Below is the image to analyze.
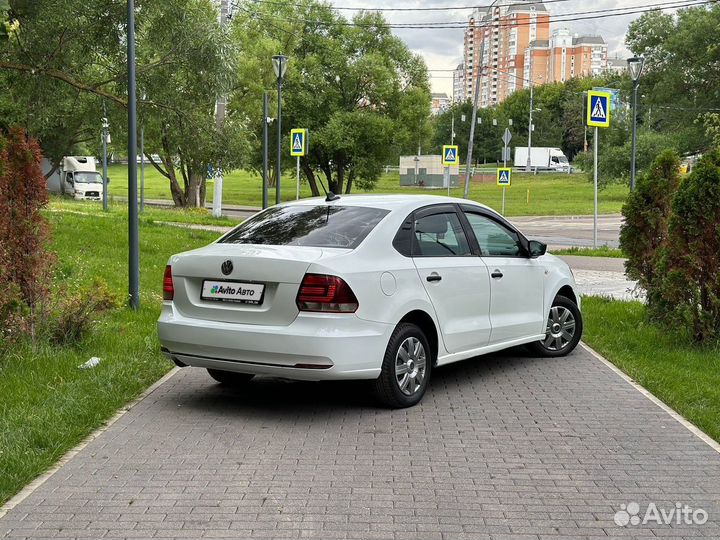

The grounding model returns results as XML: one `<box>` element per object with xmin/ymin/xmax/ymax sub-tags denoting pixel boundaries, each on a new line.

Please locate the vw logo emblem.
<box><xmin>221</xmin><ymin>260</ymin><xmax>233</xmax><ymax>276</ymax></box>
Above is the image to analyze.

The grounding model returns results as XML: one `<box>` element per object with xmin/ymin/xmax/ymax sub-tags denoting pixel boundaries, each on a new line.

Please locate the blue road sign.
<box><xmin>587</xmin><ymin>91</ymin><xmax>611</xmax><ymax>128</ymax></box>
<box><xmin>442</xmin><ymin>145</ymin><xmax>459</xmax><ymax>166</ymax></box>
<box><xmin>496</xmin><ymin>167</ymin><xmax>511</xmax><ymax>186</ymax></box>
<box><xmin>290</xmin><ymin>128</ymin><xmax>307</xmax><ymax>157</ymax></box>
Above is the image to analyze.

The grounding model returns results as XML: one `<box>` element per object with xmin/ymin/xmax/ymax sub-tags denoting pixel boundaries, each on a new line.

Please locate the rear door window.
<box><xmin>413</xmin><ymin>212</ymin><xmax>472</xmax><ymax>257</ymax></box>
<box><xmin>219</xmin><ymin>205</ymin><xmax>389</xmax><ymax>249</ymax></box>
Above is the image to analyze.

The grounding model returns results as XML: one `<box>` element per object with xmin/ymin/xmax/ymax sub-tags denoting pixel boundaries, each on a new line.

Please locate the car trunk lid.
<box><xmin>171</xmin><ymin>244</ymin><xmax>326</xmax><ymax>326</ymax></box>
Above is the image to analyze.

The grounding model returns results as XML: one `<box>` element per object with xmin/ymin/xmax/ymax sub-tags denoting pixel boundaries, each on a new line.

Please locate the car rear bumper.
<box><xmin>157</xmin><ymin>303</ymin><xmax>392</xmax><ymax>380</ymax></box>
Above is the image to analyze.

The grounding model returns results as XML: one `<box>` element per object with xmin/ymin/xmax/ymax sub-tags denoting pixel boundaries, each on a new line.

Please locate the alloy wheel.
<box><xmin>543</xmin><ymin>306</ymin><xmax>576</xmax><ymax>351</ymax></box>
<box><xmin>395</xmin><ymin>336</ymin><xmax>427</xmax><ymax>395</ymax></box>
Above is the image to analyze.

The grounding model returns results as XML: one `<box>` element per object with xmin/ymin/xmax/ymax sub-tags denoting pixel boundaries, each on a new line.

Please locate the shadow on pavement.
<box><xmin>173</xmin><ymin>345</ymin><xmax>551</xmax><ymax>414</ymax></box>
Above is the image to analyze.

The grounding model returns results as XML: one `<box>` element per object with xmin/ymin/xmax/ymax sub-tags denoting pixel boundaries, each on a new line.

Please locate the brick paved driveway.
<box><xmin>2</xmin><ymin>345</ymin><xmax>720</xmax><ymax>540</ymax></box>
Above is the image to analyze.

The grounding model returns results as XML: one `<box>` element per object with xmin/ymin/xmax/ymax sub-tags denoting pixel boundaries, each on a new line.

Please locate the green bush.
<box><xmin>623</xmin><ymin>150</ymin><xmax>720</xmax><ymax>343</ymax></box>
<box><xmin>661</xmin><ymin>152</ymin><xmax>720</xmax><ymax>342</ymax></box>
<box><xmin>44</xmin><ymin>280</ymin><xmax>120</xmax><ymax>346</ymax></box>
<box><xmin>620</xmin><ymin>150</ymin><xmax>681</xmax><ymax>319</ymax></box>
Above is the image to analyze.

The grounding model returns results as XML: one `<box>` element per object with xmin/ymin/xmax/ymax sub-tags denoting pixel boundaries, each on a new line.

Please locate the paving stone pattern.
<box><xmin>2</xmin><ymin>346</ymin><xmax>719</xmax><ymax>540</ymax></box>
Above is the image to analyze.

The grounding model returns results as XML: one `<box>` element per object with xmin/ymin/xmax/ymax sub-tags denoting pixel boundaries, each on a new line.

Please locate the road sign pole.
<box><xmin>593</xmin><ymin>126</ymin><xmax>598</xmax><ymax>249</ymax></box>
<box><xmin>445</xmin><ymin>166</ymin><xmax>450</xmax><ymax>197</ymax></box>
<box><xmin>140</xmin><ymin>125</ymin><xmax>145</xmax><ymax>213</ymax></box>
<box><xmin>296</xmin><ymin>156</ymin><xmax>300</xmax><ymax>200</ymax></box>
<box><xmin>502</xmin><ymin>142</ymin><xmax>507</xmax><ymax>216</ymax></box>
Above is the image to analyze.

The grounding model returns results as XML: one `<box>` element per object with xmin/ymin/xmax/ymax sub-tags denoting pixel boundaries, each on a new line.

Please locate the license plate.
<box><xmin>201</xmin><ymin>280</ymin><xmax>265</xmax><ymax>304</ymax></box>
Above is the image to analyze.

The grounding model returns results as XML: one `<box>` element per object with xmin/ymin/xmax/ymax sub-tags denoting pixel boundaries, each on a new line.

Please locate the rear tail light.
<box><xmin>296</xmin><ymin>274</ymin><xmax>358</xmax><ymax>313</ymax></box>
<box><xmin>163</xmin><ymin>265</ymin><xmax>174</xmax><ymax>301</ymax></box>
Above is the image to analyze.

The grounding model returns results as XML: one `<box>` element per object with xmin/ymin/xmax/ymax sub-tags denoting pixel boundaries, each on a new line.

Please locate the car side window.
<box><xmin>413</xmin><ymin>212</ymin><xmax>472</xmax><ymax>257</ymax></box>
<box><xmin>465</xmin><ymin>213</ymin><xmax>522</xmax><ymax>257</ymax></box>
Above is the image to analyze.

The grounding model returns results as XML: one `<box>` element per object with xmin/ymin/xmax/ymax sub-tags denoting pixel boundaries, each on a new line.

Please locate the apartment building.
<box><xmin>431</xmin><ymin>93</ymin><xmax>452</xmax><ymax>115</ymax></box>
<box><xmin>463</xmin><ymin>1</ymin><xmax>550</xmax><ymax>108</ymax></box>
<box><xmin>462</xmin><ymin>1</ymin><xmax>609</xmax><ymax>107</ymax></box>
<box><xmin>453</xmin><ymin>64</ymin><xmax>465</xmax><ymax>103</ymax></box>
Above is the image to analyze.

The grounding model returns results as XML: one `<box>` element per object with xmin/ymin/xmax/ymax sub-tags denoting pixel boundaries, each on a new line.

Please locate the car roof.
<box><xmin>281</xmin><ymin>194</ymin><xmax>495</xmax><ymax>215</ymax></box>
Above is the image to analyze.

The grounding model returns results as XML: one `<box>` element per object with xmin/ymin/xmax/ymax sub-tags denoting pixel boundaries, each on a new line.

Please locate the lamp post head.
<box><xmin>627</xmin><ymin>56</ymin><xmax>645</xmax><ymax>83</ymax></box>
<box><xmin>272</xmin><ymin>54</ymin><xmax>288</xmax><ymax>82</ymax></box>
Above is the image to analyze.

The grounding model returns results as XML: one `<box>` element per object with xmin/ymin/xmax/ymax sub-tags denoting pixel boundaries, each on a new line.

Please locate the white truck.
<box><xmin>44</xmin><ymin>156</ymin><xmax>104</xmax><ymax>201</ymax></box>
<box><xmin>514</xmin><ymin>147</ymin><xmax>570</xmax><ymax>172</ymax></box>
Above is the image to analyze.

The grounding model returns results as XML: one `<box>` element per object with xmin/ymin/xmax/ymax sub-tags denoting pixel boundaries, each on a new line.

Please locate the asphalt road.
<box><xmin>510</xmin><ymin>214</ymin><xmax>622</xmax><ymax>249</ymax></box>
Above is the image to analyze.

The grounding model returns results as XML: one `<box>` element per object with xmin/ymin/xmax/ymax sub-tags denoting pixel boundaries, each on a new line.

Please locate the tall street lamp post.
<box><xmin>127</xmin><ymin>0</ymin><xmax>140</xmax><ymax>310</ymax></box>
<box><xmin>272</xmin><ymin>54</ymin><xmax>288</xmax><ymax>205</ymax></box>
<box><xmin>627</xmin><ymin>56</ymin><xmax>645</xmax><ymax>191</ymax></box>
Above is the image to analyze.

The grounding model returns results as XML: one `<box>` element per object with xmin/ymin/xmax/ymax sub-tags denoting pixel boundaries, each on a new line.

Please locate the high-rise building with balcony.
<box><xmin>464</xmin><ymin>1</ymin><xmax>550</xmax><ymax>108</ymax></box>
<box><xmin>452</xmin><ymin>64</ymin><xmax>465</xmax><ymax>103</ymax></box>
<box><xmin>462</xmin><ymin>1</ymin><xmax>609</xmax><ymax>107</ymax></box>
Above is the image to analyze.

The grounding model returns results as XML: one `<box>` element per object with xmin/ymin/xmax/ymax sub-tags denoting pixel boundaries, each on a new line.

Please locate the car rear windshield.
<box><xmin>218</xmin><ymin>205</ymin><xmax>390</xmax><ymax>249</ymax></box>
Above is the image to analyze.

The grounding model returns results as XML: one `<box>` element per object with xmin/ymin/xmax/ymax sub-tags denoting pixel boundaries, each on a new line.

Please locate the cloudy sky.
<box><xmin>328</xmin><ymin>0</ymin><xmax>656</xmax><ymax>95</ymax></box>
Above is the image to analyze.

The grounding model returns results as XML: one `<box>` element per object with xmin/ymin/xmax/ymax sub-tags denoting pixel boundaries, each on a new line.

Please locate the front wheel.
<box><xmin>530</xmin><ymin>295</ymin><xmax>583</xmax><ymax>357</ymax></box>
<box><xmin>373</xmin><ymin>323</ymin><xmax>432</xmax><ymax>408</ymax></box>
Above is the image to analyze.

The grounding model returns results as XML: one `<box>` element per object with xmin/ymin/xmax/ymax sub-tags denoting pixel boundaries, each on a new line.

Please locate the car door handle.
<box><xmin>491</xmin><ymin>269</ymin><xmax>503</xmax><ymax>279</ymax></box>
<box><xmin>426</xmin><ymin>273</ymin><xmax>442</xmax><ymax>282</ymax></box>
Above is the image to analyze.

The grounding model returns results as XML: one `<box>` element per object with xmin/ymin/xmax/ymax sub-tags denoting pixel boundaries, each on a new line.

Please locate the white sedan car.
<box><xmin>158</xmin><ymin>195</ymin><xmax>582</xmax><ymax>408</ymax></box>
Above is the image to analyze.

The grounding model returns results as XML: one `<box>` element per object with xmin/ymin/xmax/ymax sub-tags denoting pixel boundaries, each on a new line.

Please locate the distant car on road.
<box><xmin>158</xmin><ymin>195</ymin><xmax>582</xmax><ymax>408</ymax></box>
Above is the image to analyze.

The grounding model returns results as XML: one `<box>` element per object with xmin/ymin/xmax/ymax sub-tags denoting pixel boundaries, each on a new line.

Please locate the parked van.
<box><xmin>44</xmin><ymin>156</ymin><xmax>104</xmax><ymax>201</ymax></box>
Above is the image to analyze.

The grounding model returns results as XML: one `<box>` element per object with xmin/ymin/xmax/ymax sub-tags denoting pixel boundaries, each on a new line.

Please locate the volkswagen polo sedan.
<box><xmin>158</xmin><ymin>195</ymin><xmax>582</xmax><ymax>408</ymax></box>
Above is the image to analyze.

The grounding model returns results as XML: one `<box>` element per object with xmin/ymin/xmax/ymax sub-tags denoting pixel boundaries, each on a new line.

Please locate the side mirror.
<box><xmin>528</xmin><ymin>240</ymin><xmax>547</xmax><ymax>258</ymax></box>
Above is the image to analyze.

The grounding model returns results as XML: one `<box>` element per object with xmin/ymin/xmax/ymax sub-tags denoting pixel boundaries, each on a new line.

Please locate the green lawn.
<box><xmin>551</xmin><ymin>246</ymin><xmax>626</xmax><ymax>258</ymax></box>
<box><xmin>582</xmin><ymin>296</ymin><xmax>720</xmax><ymax>443</ymax></box>
<box><xmin>107</xmin><ymin>164</ymin><xmax>629</xmax><ymax>217</ymax></box>
<box><xmin>0</xmin><ymin>202</ymin><xmax>218</xmax><ymax>506</ymax></box>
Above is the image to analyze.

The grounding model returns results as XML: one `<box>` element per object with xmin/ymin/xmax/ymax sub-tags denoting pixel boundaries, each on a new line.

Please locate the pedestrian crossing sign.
<box><xmin>497</xmin><ymin>167</ymin><xmax>512</xmax><ymax>187</ymax></box>
<box><xmin>442</xmin><ymin>145</ymin><xmax>459</xmax><ymax>166</ymax></box>
<box><xmin>586</xmin><ymin>91</ymin><xmax>611</xmax><ymax>128</ymax></box>
<box><xmin>290</xmin><ymin>128</ymin><xmax>308</xmax><ymax>157</ymax></box>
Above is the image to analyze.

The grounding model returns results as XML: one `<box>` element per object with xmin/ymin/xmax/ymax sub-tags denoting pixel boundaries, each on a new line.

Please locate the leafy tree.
<box><xmin>234</xmin><ymin>2</ymin><xmax>431</xmax><ymax>196</ymax></box>
<box><xmin>135</xmin><ymin>0</ymin><xmax>242</xmax><ymax>207</ymax></box>
<box><xmin>626</xmin><ymin>5</ymin><xmax>720</xmax><ymax>155</ymax></box>
<box><xmin>1</xmin><ymin>0</ymin><xmax>241</xmax><ymax>207</ymax></box>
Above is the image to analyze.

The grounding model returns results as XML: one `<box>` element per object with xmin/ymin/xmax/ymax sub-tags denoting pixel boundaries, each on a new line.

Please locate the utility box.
<box><xmin>399</xmin><ymin>155</ymin><xmax>459</xmax><ymax>188</ymax></box>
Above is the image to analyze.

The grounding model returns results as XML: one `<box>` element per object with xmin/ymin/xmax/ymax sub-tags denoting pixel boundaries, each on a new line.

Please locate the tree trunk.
<box><xmin>159</xmin><ymin>132</ymin><xmax>187</xmax><ymax>207</ymax></box>
<box><xmin>301</xmin><ymin>162</ymin><xmax>320</xmax><ymax>196</ymax></box>
<box><xmin>336</xmin><ymin>164</ymin><xmax>345</xmax><ymax>195</ymax></box>
<box><xmin>167</xmin><ymin>164</ymin><xmax>186</xmax><ymax>207</ymax></box>
<box><xmin>345</xmin><ymin>169</ymin><xmax>355</xmax><ymax>194</ymax></box>
<box><xmin>185</xmin><ymin>169</ymin><xmax>205</xmax><ymax>208</ymax></box>
<box><xmin>322</xmin><ymin>163</ymin><xmax>334</xmax><ymax>193</ymax></box>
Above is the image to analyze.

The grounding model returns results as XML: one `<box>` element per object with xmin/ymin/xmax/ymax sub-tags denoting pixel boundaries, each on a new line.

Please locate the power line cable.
<box><xmin>240</xmin><ymin>0</ymin><xmax>714</xmax><ymax>30</ymax></box>
<box><xmin>248</xmin><ymin>0</ymin><xmax>578</xmax><ymax>12</ymax></box>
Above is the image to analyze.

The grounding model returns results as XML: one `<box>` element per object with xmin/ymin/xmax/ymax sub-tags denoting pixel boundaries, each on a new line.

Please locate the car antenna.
<box><xmin>315</xmin><ymin>175</ymin><xmax>340</xmax><ymax>202</ymax></box>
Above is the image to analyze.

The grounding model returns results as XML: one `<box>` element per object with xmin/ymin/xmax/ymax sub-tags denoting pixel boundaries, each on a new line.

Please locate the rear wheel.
<box><xmin>530</xmin><ymin>295</ymin><xmax>582</xmax><ymax>357</ymax></box>
<box><xmin>374</xmin><ymin>323</ymin><xmax>432</xmax><ymax>408</ymax></box>
<box><xmin>207</xmin><ymin>368</ymin><xmax>254</xmax><ymax>386</ymax></box>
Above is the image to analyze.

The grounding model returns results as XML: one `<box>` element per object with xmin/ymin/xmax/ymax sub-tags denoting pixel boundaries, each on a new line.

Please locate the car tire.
<box><xmin>531</xmin><ymin>295</ymin><xmax>583</xmax><ymax>357</ymax></box>
<box><xmin>207</xmin><ymin>368</ymin><xmax>254</xmax><ymax>386</ymax></box>
<box><xmin>373</xmin><ymin>323</ymin><xmax>432</xmax><ymax>408</ymax></box>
